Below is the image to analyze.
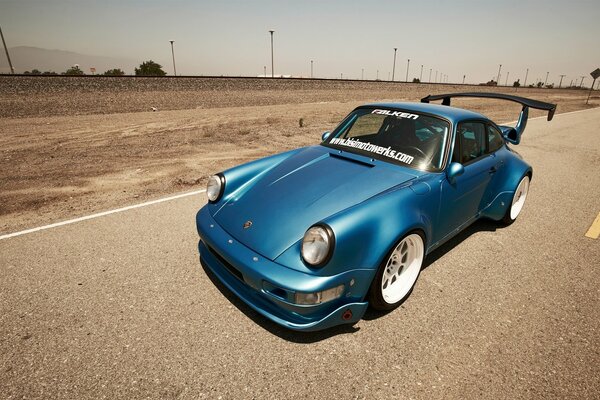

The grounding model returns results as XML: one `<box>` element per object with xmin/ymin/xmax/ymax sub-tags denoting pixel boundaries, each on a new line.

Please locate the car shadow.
<box><xmin>362</xmin><ymin>218</ymin><xmax>499</xmax><ymax>321</ymax></box>
<box><xmin>200</xmin><ymin>260</ymin><xmax>359</xmax><ymax>344</ymax></box>
<box><xmin>200</xmin><ymin>218</ymin><xmax>499</xmax><ymax>342</ymax></box>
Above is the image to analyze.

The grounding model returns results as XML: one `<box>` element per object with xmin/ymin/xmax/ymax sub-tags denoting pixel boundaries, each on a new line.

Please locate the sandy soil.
<box><xmin>1</xmin><ymin>76</ymin><xmax>598</xmax><ymax>233</ymax></box>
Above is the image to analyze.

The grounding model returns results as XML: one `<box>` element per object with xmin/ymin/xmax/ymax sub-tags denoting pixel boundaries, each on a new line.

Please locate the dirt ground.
<box><xmin>1</xmin><ymin>76</ymin><xmax>598</xmax><ymax>233</ymax></box>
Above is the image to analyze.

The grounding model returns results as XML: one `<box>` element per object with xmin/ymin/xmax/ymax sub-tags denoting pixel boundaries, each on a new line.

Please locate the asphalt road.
<box><xmin>1</xmin><ymin>109</ymin><xmax>599</xmax><ymax>399</ymax></box>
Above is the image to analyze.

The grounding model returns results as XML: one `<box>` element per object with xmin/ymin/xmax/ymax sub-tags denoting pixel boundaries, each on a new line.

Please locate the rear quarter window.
<box><xmin>487</xmin><ymin>125</ymin><xmax>505</xmax><ymax>153</ymax></box>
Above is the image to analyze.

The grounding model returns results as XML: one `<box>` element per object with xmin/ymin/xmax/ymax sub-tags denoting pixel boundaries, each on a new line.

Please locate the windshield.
<box><xmin>323</xmin><ymin>107</ymin><xmax>450</xmax><ymax>171</ymax></box>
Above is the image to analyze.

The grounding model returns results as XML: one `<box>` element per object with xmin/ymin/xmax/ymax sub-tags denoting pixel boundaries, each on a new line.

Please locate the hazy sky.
<box><xmin>1</xmin><ymin>0</ymin><xmax>599</xmax><ymax>84</ymax></box>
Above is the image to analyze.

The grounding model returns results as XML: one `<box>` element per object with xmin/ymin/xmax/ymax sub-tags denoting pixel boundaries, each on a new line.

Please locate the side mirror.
<box><xmin>321</xmin><ymin>131</ymin><xmax>332</xmax><ymax>141</ymax></box>
<box><xmin>446</xmin><ymin>162</ymin><xmax>464</xmax><ymax>183</ymax></box>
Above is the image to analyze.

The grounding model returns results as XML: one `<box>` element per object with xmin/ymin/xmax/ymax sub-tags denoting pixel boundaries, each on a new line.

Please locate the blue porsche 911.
<box><xmin>196</xmin><ymin>92</ymin><xmax>556</xmax><ymax>331</ymax></box>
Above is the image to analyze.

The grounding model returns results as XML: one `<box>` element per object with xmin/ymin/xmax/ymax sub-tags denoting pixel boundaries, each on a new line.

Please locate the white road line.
<box><xmin>0</xmin><ymin>189</ymin><xmax>206</xmax><ymax>241</ymax></box>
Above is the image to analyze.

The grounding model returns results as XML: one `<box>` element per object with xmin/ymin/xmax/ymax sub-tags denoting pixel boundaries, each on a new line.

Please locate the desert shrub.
<box><xmin>63</xmin><ymin>66</ymin><xmax>84</xmax><ymax>75</ymax></box>
<box><xmin>104</xmin><ymin>68</ymin><xmax>125</xmax><ymax>76</ymax></box>
<box><xmin>135</xmin><ymin>61</ymin><xmax>166</xmax><ymax>76</ymax></box>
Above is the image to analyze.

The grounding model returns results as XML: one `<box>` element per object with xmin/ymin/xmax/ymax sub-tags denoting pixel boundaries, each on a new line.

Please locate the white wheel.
<box><xmin>369</xmin><ymin>233</ymin><xmax>424</xmax><ymax>309</ymax></box>
<box><xmin>506</xmin><ymin>176</ymin><xmax>530</xmax><ymax>222</ymax></box>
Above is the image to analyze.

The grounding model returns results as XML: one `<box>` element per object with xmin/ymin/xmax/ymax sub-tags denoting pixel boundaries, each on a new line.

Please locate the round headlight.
<box><xmin>206</xmin><ymin>174</ymin><xmax>224</xmax><ymax>202</ymax></box>
<box><xmin>301</xmin><ymin>224</ymin><xmax>334</xmax><ymax>266</ymax></box>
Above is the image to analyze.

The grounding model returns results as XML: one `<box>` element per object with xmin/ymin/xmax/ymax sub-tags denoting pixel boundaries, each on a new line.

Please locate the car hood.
<box><xmin>212</xmin><ymin>146</ymin><xmax>419</xmax><ymax>260</ymax></box>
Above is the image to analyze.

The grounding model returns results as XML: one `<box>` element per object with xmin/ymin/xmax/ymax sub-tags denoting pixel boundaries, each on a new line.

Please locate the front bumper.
<box><xmin>196</xmin><ymin>206</ymin><xmax>371</xmax><ymax>332</ymax></box>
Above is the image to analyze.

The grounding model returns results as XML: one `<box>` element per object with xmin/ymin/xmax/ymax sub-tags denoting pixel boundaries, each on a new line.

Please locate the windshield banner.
<box><xmin>330</xmin><ymin>137</ymin><xmax>414</xmax><ymax>164</ymax></box>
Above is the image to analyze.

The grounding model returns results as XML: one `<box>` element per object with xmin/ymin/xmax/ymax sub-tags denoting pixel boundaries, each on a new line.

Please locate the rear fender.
<box><xmin>482</xmin><ymin>157</ymin><xmax>532</xmax><ymax>221</ymax></box>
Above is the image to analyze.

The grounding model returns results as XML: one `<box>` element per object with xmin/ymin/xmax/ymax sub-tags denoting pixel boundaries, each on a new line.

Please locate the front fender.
<box><xmin>275</xmin><ymin>185</ymin><xmax>432</xmax><ymax>277</ymax></box>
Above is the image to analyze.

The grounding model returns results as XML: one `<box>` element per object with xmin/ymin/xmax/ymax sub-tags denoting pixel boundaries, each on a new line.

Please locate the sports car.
<box><xmin>195</xmin><ymin>92</ymin><xmax>556</xmax><ymax>331</ymax></box>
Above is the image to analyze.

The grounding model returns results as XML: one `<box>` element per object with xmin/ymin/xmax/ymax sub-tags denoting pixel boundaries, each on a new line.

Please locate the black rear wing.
<box><xmin>420</xmin><ymin>92</ymin><xmax>557</xmax><ymax>145</ymax></box>
<box><xmin>421</xmin><ymin>92</ymin><xmax>556</xmax><ymax>121</ymax></box>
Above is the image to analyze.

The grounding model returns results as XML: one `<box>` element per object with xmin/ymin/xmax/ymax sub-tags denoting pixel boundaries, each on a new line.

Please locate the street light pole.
<box><xmin>420</xmin><ymin>65</ymin><xmax>423</xmax><ymax>82</ymax></box>
<box><xmin>169</xmin><ymin>40</ymin><xmax>177</xmax><ymax>76</ymax></box>
<box><xmin>496</xmin><ymin>64</ymin><xmax>502</xmax><ymax>86</ymax></box>
<box><xmin>435</xmin><ymin>70</ymin><xmax>438</xmax><ymax>83</ymax></box>
<box><xmin>0</xmin><ymin>25</ymin><xmax>14</xmax><ymax>74</ymax></box>
<box><xmin>579</xmin><ymin>76</ymin><xmax>585</xmax><ymax>87</ymax></box>
<box><xmin>405</xmin><ymin>59</ymin><xmax>410</xmax><ymax>82</ymax></box>
<box><xmin>362</xmin><ymin>68</ymin><xmax>364</xmax><ymax>80</ymax></box>
<box><xmin>558</xmin><ymin>74</ymin><xmax>565</xmax><ymax>88</ymax></box>
<box><xmin>269</xmin><ymin>30</ymin><xmax>275</xmax><ymax>78</ymax></box>
<box><xmin>392</xmin><ymin>48</ymin><xmax>397</xmax><ymax>81</ymax></box>
<box><xmin>311</xmin><ymin>60</ymin><xmax>313</xmax><ymax>78</ymax></box>
<box><xmin>429</xmin><ymin>68</ymin><xmax>432</xmax><ymax>83</ymax></box>
<box><xmin>544</xmin><ymin>71</ymin><xmax>549</xmax><ymax>87</ymax></box>
<box><xmin>463</xmin><ymin>75</ymin><xmax>466</xmax><ymax>84</ymax></box>
<box><xmin>505</xmin><ymin>71</ymin><xmax>509</xmax><ymax>86</ymax></box>
<box><xmin>524</xmin><ymin>68</ymin><xmax>529</xmax><ymax>87</ymax></box>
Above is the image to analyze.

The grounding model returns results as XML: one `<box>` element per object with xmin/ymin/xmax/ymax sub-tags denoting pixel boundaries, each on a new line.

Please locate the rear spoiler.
<box><xmin>421</xmin><ymin>92</ymin><xmax>557</xmax><ymax>144</ymax></box>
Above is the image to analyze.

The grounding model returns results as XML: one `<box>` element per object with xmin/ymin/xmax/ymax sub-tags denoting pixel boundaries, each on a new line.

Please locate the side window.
<box><xmin>487</xmin><ymin>125</ymin><xmax>504</xmax><ymax>153</ymax></box>
<box><xmin>456</xmin><ymin>122</ymin><xmax>485</xmax><ymax>164</ymax></box>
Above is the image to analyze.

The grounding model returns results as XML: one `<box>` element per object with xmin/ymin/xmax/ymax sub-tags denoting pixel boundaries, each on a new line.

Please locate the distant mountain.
<box><xmin>0</xmin><ymin>46</ymin><xmax>136</xmax><ymax>74</ymax></box>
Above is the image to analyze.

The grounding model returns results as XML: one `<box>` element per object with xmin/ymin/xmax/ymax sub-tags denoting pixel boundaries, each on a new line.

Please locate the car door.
<box><xmin>438</xmin><ymin>121</ymin><xmax>500</xmax><ymax>238</ymax></box>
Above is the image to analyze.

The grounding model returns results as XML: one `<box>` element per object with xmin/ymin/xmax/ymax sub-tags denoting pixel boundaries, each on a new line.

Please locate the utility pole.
<box><xmin>462</xmin><ymin>75</ymin><xmax>466</xmax><ymax>84</ymax></box>
<box><xmin>392</xmin><ymin>48</ymin><xmax>397</xmax><ymax>81</ymax></box>
<box><xmin>429</xmin><ymin>68</ymin><xmax>432</xmax><ymax>83</ymax></box>
<box><xmin>310</xmin><ymin>60</ymin><xmax>313</xmax><ymax>78</ymax></box>
<box><xmin>168</xmin><ymin>40</ymin><xmax>177</xmax><ymax>76</ymax></box>
<box><xmin>580</xmin><ymin>76</ymin><xmax>585</xmax><ymax>87</ymax></box>
<box><xmin>435</xmin><ymin>70</ymin><xmax>438</xmax><ymax>83</ymax></box>
<box><xmin>1</xmin><ymin>25</ymin><xmax>15</xmax><ymax>74</ymax></box>
<box><xmin>505</xmin><ymin>71</ymin><xmax>509</xmax><ymax>86</ymax></box>
<box><xmin>558</xmin><ymin>74</ymin><xmax>565</xmax><ymax>88</ymax></box>
<box><xmin>263</xmin><ymin>66</ymin><xmax>266</xmax><ymax>77</ymax></box>
<box><xmin>405</xmin><ymin>59</ymin><xmax>410</xmax><ymax>82</ymax></box>
<box><xmin>544</xmin><ymin>71</ymin><xmax>549</xmax><ymax>87</ymax></box>
<box><xmin>361</xmin><ymin>68</ymin><xmax>364</xmax><ymax>80</ymax></box>
<box><xmin>377</xmin><ymin>69</ymin><xmax>379</xmax><ymax>80</ymax></box>
<box><xmin>269</xmin><ymin>30</ymin><xmax>275</xmax><ymax>78</ymax></box>
<box><xmin>420</xmin><ymin>65</ymin><xmax>423</xmax><ymax>82</ymax></box>
<box><xmin>496</xmin><ymin>64</ymin><xmax>502</xmax><ymax>86</ymax></box>
<box><xmin>524</xmin><ymin>68</ymin><xmax>529</xmax><ymax>87</ymax></box>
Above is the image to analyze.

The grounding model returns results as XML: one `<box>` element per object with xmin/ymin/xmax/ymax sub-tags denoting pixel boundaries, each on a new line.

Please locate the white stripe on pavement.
<box><xmin>0</xmin><ymin>189</ymin><xmax>206</xmax><ymax>241</ymax></box>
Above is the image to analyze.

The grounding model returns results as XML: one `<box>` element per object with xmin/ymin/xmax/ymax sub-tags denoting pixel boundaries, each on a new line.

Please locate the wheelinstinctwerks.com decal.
<box><xmin>329</xmin><ymin>137</ymin><xmax>415</xmax><ymax>164</ymax></box>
